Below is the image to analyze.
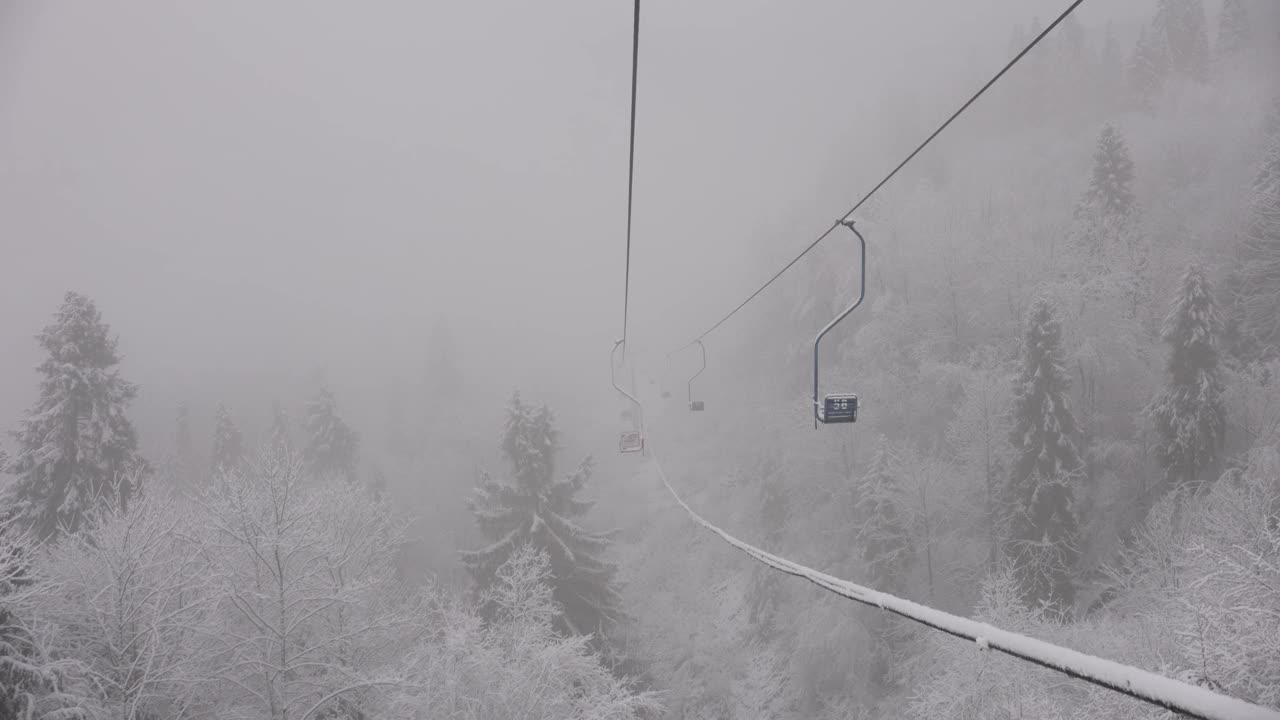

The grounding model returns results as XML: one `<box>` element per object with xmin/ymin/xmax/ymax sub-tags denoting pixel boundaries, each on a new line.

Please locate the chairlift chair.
<box><xmin>611</xmin><ymin>339</ymin><xmax>646</xmax><ymax>453</ymax></box>
<box><xmin>619</xmin><ymin>430</ymin><xmax>644</xmax><ymax>453</ymax></box>
<box><xmin>687</xmin><ymin>340</ymin><xmax>706</xmax><ymax>412</ymax></box>
<box><xmin>813</xmin><ymin>219</ymin><xmax>866</xmax><ymax>428</ymax></box>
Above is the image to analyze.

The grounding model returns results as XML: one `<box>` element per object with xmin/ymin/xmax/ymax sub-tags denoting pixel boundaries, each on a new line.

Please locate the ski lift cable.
<box><xmin>620</xmin><ymin>0</ymin><xmax>641</xmax><ymax>353</ymax></box>
<box><xmin>647</xmin><ymin>446</ymin><xmax>1280</xmax><ymax>720</ymax></box>
<box><xmin>612</xmin><ymin>0</ymin><xmax>645</xmax><ymax>455</ymax></box>
<box><xmin>669</xmin><ymin>0</ymin><xmax>1086</xmax><ymax>356</ymax></box>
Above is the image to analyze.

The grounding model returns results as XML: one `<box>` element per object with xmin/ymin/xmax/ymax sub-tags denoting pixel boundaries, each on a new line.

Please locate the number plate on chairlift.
<box><xmin>689</xmin><ymin>400</ymin><xmax>704</xmax><ymax>412</ymax></box>
<box><xmin>619</xmin><ymin>431</ymin><xmax>644</xmax><ymax>453</ymax></box>
<box><xmin>823</xmin><ymin>394</ymin><xmax>858</xmax><ymax>423</ymax></box>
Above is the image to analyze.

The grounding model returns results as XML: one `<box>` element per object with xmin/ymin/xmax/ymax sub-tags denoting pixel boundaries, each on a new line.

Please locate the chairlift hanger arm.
<box><xmin>688</xmin><ymin>340</ymin><xmax>706</xmax><ymax>410</ymax></box>
<box><xmin>813</xmin><ymin>219</ymin><xmax>866</xmax><ymax>428</ymax></box>
<box><xmin>611</xmin><ymin>338</ymin><xmax>645</xmax><ymax>426</ymax></box>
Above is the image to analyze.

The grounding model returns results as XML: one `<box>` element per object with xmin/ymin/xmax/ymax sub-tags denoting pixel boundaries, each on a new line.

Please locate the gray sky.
<box><xmin>1</xmin><ymin>0</ymin><xmax>1135</xmax><ymax>453</ymax></box>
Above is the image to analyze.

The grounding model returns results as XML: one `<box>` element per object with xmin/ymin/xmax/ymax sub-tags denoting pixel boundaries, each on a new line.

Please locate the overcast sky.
<box><xmin>1</xmin><ymin>0</ymin><xmax>1148</xmax><ymax>452</ymax></box>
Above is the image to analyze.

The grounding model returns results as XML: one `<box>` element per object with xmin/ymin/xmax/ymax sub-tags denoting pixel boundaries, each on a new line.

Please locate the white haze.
<box><xmin>3</xmin><ymin>0</ymin><xmax>1278</xmax><ymax>717</ymax></box>
<box><xmin>1</xmin><ymin>0</ymin><xmax>1140</xmax><ymax>452</ymax></box>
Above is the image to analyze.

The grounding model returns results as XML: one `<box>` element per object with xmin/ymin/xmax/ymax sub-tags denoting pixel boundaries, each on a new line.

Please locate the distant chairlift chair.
<box><xmin>688</xmin><ymin>340</ymin><xmax>706</xmax><ymax>412</ymax></box>
<box><xmin>612</xmin><ymin>339</ymin><xmax>646</xmax><ymax>453</ymax></box>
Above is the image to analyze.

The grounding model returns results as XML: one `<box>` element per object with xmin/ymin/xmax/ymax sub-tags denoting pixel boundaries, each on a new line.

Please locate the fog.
<box><xmin>2</xmin><ymin>0</ymin><xmax>1116</xmax><ymax>444</ymax></box>
<box><xmin>2</xmin><ymin>1</ymin><xmax>1277</xmax><ymax>717</ymax></box>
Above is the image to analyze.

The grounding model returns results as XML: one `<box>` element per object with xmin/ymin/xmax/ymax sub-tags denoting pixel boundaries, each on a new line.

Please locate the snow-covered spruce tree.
<box><xmin>1085</xmin><ymin>124</ymin><xmax>1136</xmax><ymax>222</ymax></box>
<box><xmin>856</xmin><ymin>436</ymin><xmax>913</xmax><ymax>595</ymax></box>
<box><xmin>1129</xmin><ymin>25</ymin><xmax>1169</xmax><ymax>109</ymax></box>
<box><xmin>1006</xmin><ymin>297</ymin><xmax>1083</xmax><ymax>611</ymax></box>
<box><xmin>1074</xmin><ymin>124</ymin><xmax>1139</xmax><ymax>261</ymax></box>
<box><xmin>2</xmin><ymin>292</ymin><xmax>145</xmax><ymax>540</ymax></box>
<box><xmin>1154</xmin><ymin>0</ymin><xmax>1210</xmax><ymax>81</ymax></box>
<box><xmin>302</xmin><ymin>383</ymin><xmax>359</xmax><ymax>484</ymax></box>
<box><xmin>1240</xmin><ymin>132</ymin><xmax>1280</xmax><ymax>354</ymax></box>
<box><xmin>209</xmin><ymin>403</ymin><xmax>244</xmax><ymax>475</ymax></box>
<box><xmin>1216</xmin><ymin>0</ymin><xmax>1251</xmax><ymax>64</ymax></box>
<box><xmin>460</xmin><ymin>392</ymin><xmax>623</xmax><ymax>640</ymax></box>
<box><xmin>1146</xmin><ymin>263</ymin><xmax>1226</xmax><ymax>492</ymax></box>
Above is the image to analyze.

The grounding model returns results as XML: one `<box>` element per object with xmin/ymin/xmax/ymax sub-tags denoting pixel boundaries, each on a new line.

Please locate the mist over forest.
<box><xmin>2</xmin><ymin>1</ymin><xmax>1279</xmax><ymax>718</ymax></box>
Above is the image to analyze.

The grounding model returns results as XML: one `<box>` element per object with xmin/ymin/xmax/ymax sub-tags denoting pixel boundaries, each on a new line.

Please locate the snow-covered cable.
<box><xmin>648</xmin><ymin>448</ymin><xmax>1280</xmax><ymax>720</ymax></box>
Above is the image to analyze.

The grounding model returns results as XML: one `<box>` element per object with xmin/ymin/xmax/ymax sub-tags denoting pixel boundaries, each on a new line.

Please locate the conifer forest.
<box><xmin>1</xmin><ymin>1</ymin><xmax>1278</xmax><ymax>718</ymax></box>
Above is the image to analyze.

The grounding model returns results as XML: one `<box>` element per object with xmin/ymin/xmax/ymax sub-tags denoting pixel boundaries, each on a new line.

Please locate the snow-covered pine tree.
<box><xmin>1239</xmin><ymin>131</ymin><xmax>1280</xmax><ymax>355</ymax></box>
<box><xmin>1085</xmin><ymin>124</ymin><xmax>1136</xmax><ymax>222</ymax></box>
<box><xmin>1006</xmin><ymin>297</ymin><xmax>1082</xmax><ymax>611</ymax></box>
<box><xmin>1216</xmin><ymin>0</ymin><xmax>1251</xmax><ymax>63</ymax></box>
<box><xmin>855</xmin><ymin>436</ymin><xmax>913</xmax><ymax>595</ymax></box>
<box><xmin>460</xmin><ymin>392</ymin><xmax>623</xmax><ymax>640</ymax></box>
<box><xmin>302</xmin><ymin>383</ymin><xmax>359</xmax><ymax>483</ymax></box>
<box><xmin>210</xmin><ymin>404</ymin><xmax>244</xmax><ymax>475</ymax></box>
<box><xmin>1147</xmin><ymin>263</ymin><xmax>1226</xmax><ymax>492</ymax></box>
<box><xmin>1154</xmin><ymin>0</ymin><xmax>1210</xmax><ymax>82</ymax></box>
<box><xmin>1130</xmin><ymin>26</ymin><xmax>1169</xmax><ymax>109</ymax></box>
<box><xmin>2</xmin><ymin>292</ymin><xmax>145</xmax><ymax>540</ymax></box>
